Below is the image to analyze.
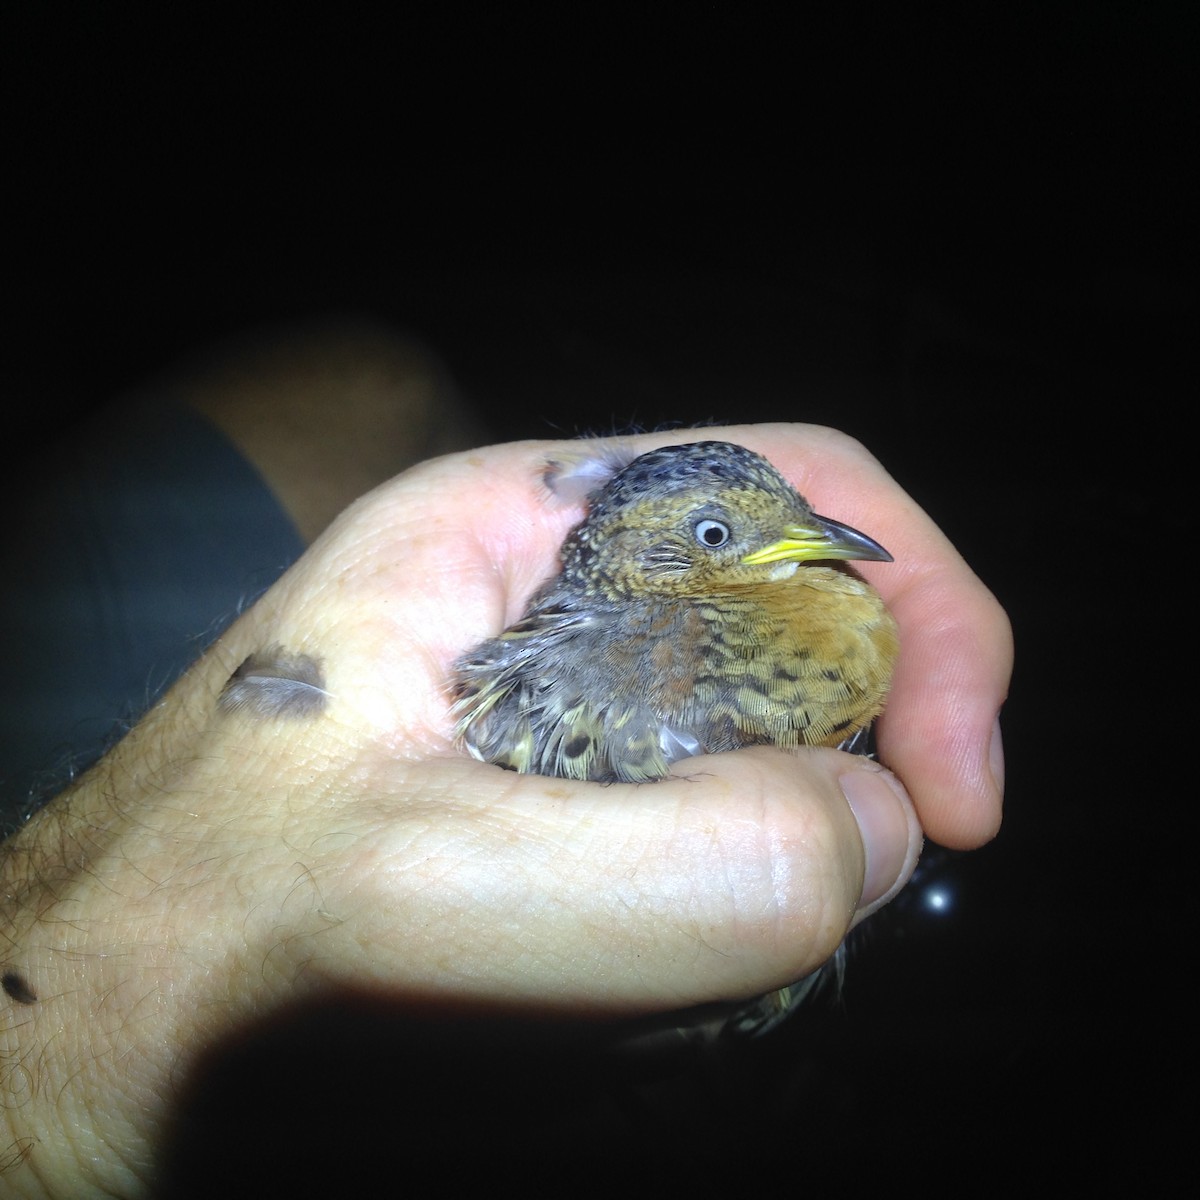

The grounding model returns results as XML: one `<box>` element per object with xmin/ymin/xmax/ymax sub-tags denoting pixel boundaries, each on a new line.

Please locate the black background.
<box><xmin>6</xmin><ymin>5</ymin><xmax>1191</xmax><ymax>1192</ymax></box>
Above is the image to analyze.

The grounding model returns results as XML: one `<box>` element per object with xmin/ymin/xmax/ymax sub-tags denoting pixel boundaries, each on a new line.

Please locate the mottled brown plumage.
<box><xmin>452</xmin><ymin>441</ymin><xmax>898</xmax><ymax>783</ymax></box>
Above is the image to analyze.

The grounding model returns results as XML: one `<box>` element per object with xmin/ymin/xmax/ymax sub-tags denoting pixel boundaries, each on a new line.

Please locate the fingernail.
<box><xmin>989</xmin><ymin>713</ymin><xmax>1006</xmax><ymax>798</ymax></box>
<box><xmin>839</xmin><ymin>763</ymin><xmax>923</xmax><ymax>922</ymax></box>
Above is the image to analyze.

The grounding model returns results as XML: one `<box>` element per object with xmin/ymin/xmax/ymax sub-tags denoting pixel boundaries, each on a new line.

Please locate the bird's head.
<box><xmin>559</xmin><ymin>441</ymin><xmax>892</xmax><ymax>600</ymax></box>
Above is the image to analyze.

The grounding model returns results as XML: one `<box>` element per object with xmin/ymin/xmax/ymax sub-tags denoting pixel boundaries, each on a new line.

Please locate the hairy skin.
<box><xmin>0</xmin><ymin>425</ymin><xmax>1010</xmax><ymax>1197</ymax></box>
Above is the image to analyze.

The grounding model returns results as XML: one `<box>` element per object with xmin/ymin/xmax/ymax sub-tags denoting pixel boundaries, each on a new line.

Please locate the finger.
<box><xmin>879</xmin><ymin>575</ymin><xmax>1010</xmax><ymax>849</ymax></box>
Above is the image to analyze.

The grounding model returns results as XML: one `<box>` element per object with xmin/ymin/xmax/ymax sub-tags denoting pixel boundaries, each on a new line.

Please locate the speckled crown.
<box><xmin>586</xmin><ymin>441</ymin><xmax>797</xmax><ymax>521</ymax></box>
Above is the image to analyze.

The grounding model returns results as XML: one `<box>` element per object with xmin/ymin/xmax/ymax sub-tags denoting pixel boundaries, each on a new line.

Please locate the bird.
<box><xmin>451</xmin><ymin>440</ymin><xmax>898</xmax><ymax>785</ymax></box>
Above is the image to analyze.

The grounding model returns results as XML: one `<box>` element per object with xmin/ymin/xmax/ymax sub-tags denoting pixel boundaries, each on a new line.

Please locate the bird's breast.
<box><xmin>653</xmin><ymin>572</ymin><xmax>897</xmax><ymax>751</ymax></box>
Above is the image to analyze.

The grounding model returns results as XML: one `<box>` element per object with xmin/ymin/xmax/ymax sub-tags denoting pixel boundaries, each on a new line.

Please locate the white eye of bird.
<box><xmin>694</xmin><ymin>519</ymin><xmax>731</xmax><ymax>548</ymax></box>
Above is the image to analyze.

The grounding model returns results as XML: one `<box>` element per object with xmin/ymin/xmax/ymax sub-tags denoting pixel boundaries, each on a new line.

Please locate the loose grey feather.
<box><xmin>218</xmin><ymin>645</ymin><xmax>329</xmax><ymax>718</ymax></box>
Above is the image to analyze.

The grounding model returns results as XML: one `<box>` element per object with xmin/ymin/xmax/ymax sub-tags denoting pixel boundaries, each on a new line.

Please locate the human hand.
<box><xmin>0</xmin><ymin>424</ymin><xmax>1010</xmax><ymax>1197</ymax></box>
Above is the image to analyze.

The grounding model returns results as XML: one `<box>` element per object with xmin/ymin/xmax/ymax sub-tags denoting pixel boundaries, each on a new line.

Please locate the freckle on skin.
<box><xmin>2</xmin><ymin>971</ymin><xmax>38</xmax><ymax>1005</ymax></box>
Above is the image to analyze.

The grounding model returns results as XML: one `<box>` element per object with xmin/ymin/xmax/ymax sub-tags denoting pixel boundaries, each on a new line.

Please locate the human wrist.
<box><xmin>1</xmin><ymin>767</ymin><xmax>166</xmax><ymax>1197</ymax></box>
<box><xmin>0</xmin><ymin>613</ymin><xmax>325</xmax><ymax>1197</ymax></box>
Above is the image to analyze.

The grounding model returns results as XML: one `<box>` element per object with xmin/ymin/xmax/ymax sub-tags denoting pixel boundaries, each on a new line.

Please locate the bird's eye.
<box><xmin>695</xmin><ymin>519</ymin><xmax>731</xmax><ymax>548</ymax></box>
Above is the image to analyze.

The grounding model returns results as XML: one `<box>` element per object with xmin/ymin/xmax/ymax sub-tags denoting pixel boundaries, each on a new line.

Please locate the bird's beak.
<box><xmin>742</xmin><ymin>514</ymin><xmax>893</xmax><ymax>565</ymax></box>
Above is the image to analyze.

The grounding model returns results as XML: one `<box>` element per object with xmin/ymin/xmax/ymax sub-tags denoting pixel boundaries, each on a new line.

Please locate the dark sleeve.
<box><xmin>0</xmin><ymin>398</ymin><xmax>305</xmax><ymax>829</ymax></box>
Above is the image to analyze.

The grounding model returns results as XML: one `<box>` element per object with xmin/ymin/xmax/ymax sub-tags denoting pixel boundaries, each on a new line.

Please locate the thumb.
<box><xmin>309</xmin><ymin>746</ymin><xmax>921</xmax><ymax>1016</ymax></box>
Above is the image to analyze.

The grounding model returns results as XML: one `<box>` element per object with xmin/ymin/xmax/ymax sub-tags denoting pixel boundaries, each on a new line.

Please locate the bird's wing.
<box><xmin>452</xmin><ymin>602</ymin><xmax>603</xmax><ymax>775</ymax></box>
<box><xmin>453</xmin><ymin>601</ymin><xmax>705</xmax><ymax>783</ymax></box>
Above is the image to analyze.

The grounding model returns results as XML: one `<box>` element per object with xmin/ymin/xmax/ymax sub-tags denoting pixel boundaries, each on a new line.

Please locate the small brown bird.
<box><xmin>452</xmin><ymin>441</ymin><xmax>898</xmax><ymax>784</ymax></box>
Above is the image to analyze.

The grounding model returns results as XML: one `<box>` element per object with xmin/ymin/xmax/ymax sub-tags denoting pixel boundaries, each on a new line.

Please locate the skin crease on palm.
<box><xmin>0</xmin><ymin>422</ymin><xmax>1011</xmax><ymax>1199</ymax></box>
